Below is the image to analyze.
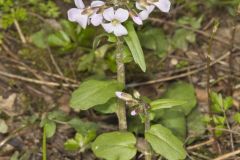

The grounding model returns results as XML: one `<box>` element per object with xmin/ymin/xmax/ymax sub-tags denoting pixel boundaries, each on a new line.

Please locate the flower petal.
<box><xmin>154</xmin><ymin>0</ymin><xmax>171</xmax><ymax>12</ymax></box>
<box><xmin>136</xmin><ymin>2</ymin><xmax>143</xmax><ymax>10</ymax></box>
<box><xmin>115</xmin><ymin>8</ymin><xmax>129</xmax><ymax>22</ymax></box>
<box><xmin>102</xmin><ymin>23</ymin><xmax>114</xmax><ymax>33</ymax></box>
<box><xmin>138</xmin><ymin>5</ymin><xmax>154</xmax><ymax>20</ymax></box>
<box><xmin>74</xmin><ymin>0</ymin><xmax>85</xmax><ymax>9</ymax></box>
<box><xmin>91</xmin><ymin>13</ymin><xmax>103</xmax><ymax>26</ymax></box>
<box><xmin>103</xmin><ymin>7</ymin><xmax>115</xmax><ymax>21</ymax></box>
<box><xmin>76</xmin><ymin>14</ymin><xmax>89</xmax><ymax>29</ymax></box>
<box><xmin>139</xmin><ymin>10</ymin><xmax>150</xmax><ymax>20</ymax></box>
<box><xmin>146</xmin><ymin>5</ymin><xmax>155</xmax><ymax>13</ymax></box>
<box><xmin>67</xmin><ymin>8</ymin><xmax>82</xmax><ymax>21</ymax></box>
<box><xmin>131</xmin><ymin>15</ymin><xmax>143</xmax><ymax>25</ymax></box>
<box><xmin>113</xmin><ymin>24</ymin><xmax>128</xmax><ymax>36</ymax></box>
<box><xmin>91</xmin><ymin>1</ymin><xmax>105</xmax><ymax>7</ymax></box>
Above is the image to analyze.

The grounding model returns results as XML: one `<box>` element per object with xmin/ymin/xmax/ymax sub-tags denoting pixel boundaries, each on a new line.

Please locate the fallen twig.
<box><xmin>213</xmin><ymin>149</ymin><xmax>240</xmax><ymax>160</ymax></box>
<box><xmin>127</xmin><ymin>51</ymin><xmax>231</xmax><ymax>88</ymax></box>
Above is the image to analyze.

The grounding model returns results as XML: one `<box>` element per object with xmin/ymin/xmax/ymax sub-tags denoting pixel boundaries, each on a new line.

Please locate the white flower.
<box><xmin>129</xmin><ymin>11</ymin><xmax>143</xmax><ymax>25</ymax></box>
<box><xmin>136</xmin><ymin>1</ymin><xmax>155</xmax><ymax>20</ymax></box>
<box><xmin>67</xmin><ymin>0</ymin><xmax>105</xmax><ymax>29</ymax></box>
<box><xmin>136</xmin><ymin>0</ymin><xmax>171</xmax><ymax>20</ymax></box>
<box><xmin>150</xmin><ymin>0</ymin><xmax>171</xmax><ymax>13</ymax></box>
<box><xmin>102</xmin><ymin>7</ymin><xmax>129</xmax><ymax>36</ymax></box>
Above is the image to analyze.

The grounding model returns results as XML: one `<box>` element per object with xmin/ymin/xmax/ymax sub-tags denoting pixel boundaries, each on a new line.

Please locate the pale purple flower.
<box><xmin>102</xmin><ymin>7</ymin><xmax>129</xmax><ymax>36</ymax></box>
<box><xmin>129</xmin><ymin>11</ymin><xmax>143</xmax><ymax>25</ymax></box>
<box><xmin>131</xmin><ymin>110</ymin><xmax>137</xmax><ymax>116</ymax></box>
<box><xmin>136</xmin><ymin>0</ymin><xmax>171</xmax><ymax>20</ymax></box>
<box><xmin>67</xmin><ymin>0</ymin><xmax>105</xmax><ymax>29</ymax></box>
<box><xmin>136</xmin><ymin>2</ymin><xmax>155</xmax><ymax>20</ymax></box>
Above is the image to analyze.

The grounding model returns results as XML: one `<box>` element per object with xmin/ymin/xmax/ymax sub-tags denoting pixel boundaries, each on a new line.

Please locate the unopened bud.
<box><xmin>115</xmin><ymin>91</ymin><xmax>133</xmax><ymax>102</ymax></box>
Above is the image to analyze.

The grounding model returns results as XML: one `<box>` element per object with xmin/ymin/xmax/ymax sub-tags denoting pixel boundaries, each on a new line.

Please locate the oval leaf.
<box><xmin>92</xmin><ymin>132</ymin><xmax>137</xmax><ymax>160</ymax></box>
<box><xmin>70</xmin><ymin>80</ymin><xmax>123</xmax><ymax>110</ymax></box>
<box><xmin>145</xmin><ymin>124</ymin><xmax>186</xmax><ymax>160</ymax></box>
<box><xmin>124</xmin><ymin>21</ymin><xmax>146</xmax><ymax>72</ymax></box>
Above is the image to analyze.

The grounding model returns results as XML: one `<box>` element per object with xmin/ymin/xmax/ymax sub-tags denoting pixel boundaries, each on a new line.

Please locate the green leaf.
<box><xmin>172</xmin><ymin>29</ymin><xmax>196</xmax><ymax>51</ymax></box>
<box><xmin>233</xmin><ymin>113</ymin><xmax>240</xmax><ymax>124</ymax></box>
<box><xmin>31</xmin><ymin>30</ymin><xmax>47</xmax><ymax>49</ymax></box>
<box><xmin>47</xmin><ymin>31</ymin><xmax>70</xmax><ymax>47</ymax></box>
<box><xmin>124</xmin><ymin>21</ymin><xmax>146</xmax><ymax>72</ymax></box>
<box><xmin>70</xmin><ymin>80</ymin><xmax>123</xmax><ymax>110</ymax></box>
<box><xmin>92</xmin><ymin>132</ymin><xmax>137</xmax><ymax>160</ymax></box>
<box><xmin>150</xmin><ymin>99</ymin><xmax>186</xmax><ymax>110</ymax></box>
<box><xmin>64</xmin><ymin>139</ymin><xmax>79</xmax><ymax>151</ymax></box>
<box><xmin>0</xmin><ymin>119</ymin><xmax>8</xmax><ymax>134</ymax></box>
<box><xmin>186</xmin><ymin>108</ymin><xmax>206</xmax><ymax>144</ymax></box>
<box><xmin>77</xmin><ymin>52</ymin><xmax>94</xmax><ymax>71</ymax></box>
<box><xmin>44</xmin><ymin>121</ymin><xmax>56</xmax><ymax>138</ymax></box>
<box><xmin>214</xmin><ymin>125</ymin><xmax>225</xmax><ymax>137</ymax></box>
<box><xmin>138</xmin><ymin>28</ymin><xmax>168</xmax><ymax>57</ymax></box>
<box><xmin>223</xmin><ymin>96</ymin><xmax>233</xmax><ymax>110</ymax></box>
<box><xmin>145</xmin><ymin>124</ymin><xmax>186</xmax><ymax>160</ymax></box>
<box><xmin>213</xmin><ymin>115</ymin><xmax>225</xmax><ymax>125</ymax></box>
<box><xmin>10</xmin><ymin>151</ymin><xmax>19</xmax><ymax>160</ymax></box>
<box><xmin>162</xmin><ymin>81</ymin><xmax>197</xmax><ymax>115</ymax></box>
<box><xmin>210</xmin><ymin>92</ymin><xmax>223</xmax><ymax>113</ymax></box>
<box><xmin>187</xmin><ymin>108</ymin><xmax>205</xmax><ymax>135</ymax></box>
<box><xmin>94</xmin><ymin>98</ymin><xmax>117</xmax><ymax>114</ymax></box>
<box><xmin>68</xmin><ymin>118</ymin><xmax>98</xmax><ymax>135</ymax></box>
<box><xmin>160</xmin><ymin>110</ymin><xmax>187</xmax><ymax>141</ymax></box>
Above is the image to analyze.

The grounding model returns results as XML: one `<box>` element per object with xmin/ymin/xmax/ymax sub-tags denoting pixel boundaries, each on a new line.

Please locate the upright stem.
<box><xmin>116</xmin><ymin>38</ymin><xmax>127</xmax><ymax>131</ymax></box>
<box><xmin>143</xmin><ymin>104</ymin><xmax>152</xmax><ymax>160</ymax></box>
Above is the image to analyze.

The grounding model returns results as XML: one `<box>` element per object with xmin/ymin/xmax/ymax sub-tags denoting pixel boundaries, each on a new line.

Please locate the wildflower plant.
<box><xmin>67</xmin><ymin>0</ymin><xmax>187</xmax><ymax>160</ymax></box>
<box><xmin>68</xmin><ymin>0</ymin><xmax>171</xmax><ymax>36</ymax></box>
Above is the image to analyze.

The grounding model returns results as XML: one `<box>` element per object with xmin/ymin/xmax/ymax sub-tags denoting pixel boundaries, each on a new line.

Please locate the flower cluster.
<box><xmin>68</xmin><ymin>0</ymin><xmax>171</xmax><ymax>36</ymax></box>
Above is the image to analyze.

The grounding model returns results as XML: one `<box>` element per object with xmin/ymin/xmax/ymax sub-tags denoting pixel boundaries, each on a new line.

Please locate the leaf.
<box><xmin>233</xmin><ymin>113</ymin><xmax>240</xmax><ymax>124</ymax></box>
<box><xmin>92</xmin><ymin>132</ymin><xmax>137</xmax><ymax>160</ymax></box>
<box><xmin>215</xmin><ymin>125</ymin><xmax>225</xmax><ymax>137</ymax></box>
<box><xmin>47</xmin><ymin>31</ymin><xmax>69</xmax><ymax>47</ymax></box>
<box><xmin>124</xmin><ymin>21</ymin><xmax>146</xmax><ymax>72</ymax></box>
<box><xmin>31</xmin><ymin>30</ymin><xmax>47</xmax><ymax>49</ymax></box>
<box><xmin>150</xmin><ymin>99</ymin><xmax>186</xmax><ymax>110</ymax></box>
<box><xmin>94</xmin><ymin>98</ymin><xmax>117</xmax><ymax>114</ymax></box>
<box><xmin>145</xmin><ymin>124</ymin><xmax>186</xmax><ymax>160</ymax></box>
<box><xmin>162</xmin><ymin>81</ymin><xmax>197</xmax><ymax>115</ymax></box>
<box><xmin>77</xmin><ymin>52</ymin><xmax>94</xmax><ymax>71</ymax></box>
<box><xmin>160</xmin><ymin>110</ymin><xmax>187</xmax><ymax>141</ymax></box>
<box><xmin>223</xmin><ymin>96</ymin><xmax>233</xmax><ymax>110</ymax></box>
<box><xmin>0</xmin><ymin>119</ymin><xmax>8</xmax><ymax>134</ymax></box>
<box><xmin>213</xmin><ymin>115</ymin><xmax>225</xmax><ymax>125</ymax></box>
<box><xmin>187</xmin><ymin>108</ymin><xmax>205</xmax><ymax>141</ymax></box>
<box><xmin>68</xmin><ymin>118</ymin><xmax>98</xmax><ymax>135</ymax></box>
<box><xmin>44</xmin><ymin>121</ymin><xmax>56</xmax><ymax>138</ymax></box>
<box><xmin>64</xmin><ymin>139</ymin><xmax>79</xmax><ymax>151</ymax></box>
<box><xmin>172</xmin><ymin>29</ymin><xmax>196</xmax><ymax>51</ymax></box>
<box><xmin>138</xmin><ymin>28</ymin><xmax>169</xmax><ymax>57</ymax></box>
<box><xmin>70</xmin><ymin>80</ymin><xmax>123</xmax><ymax>110</ymax></box>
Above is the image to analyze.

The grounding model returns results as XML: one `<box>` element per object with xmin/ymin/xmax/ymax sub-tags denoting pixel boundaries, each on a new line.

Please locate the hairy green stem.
<box><xmin>116</xmin><ymin>38</ymin><xmax>127</xmax><ymax>131</ymax></box>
